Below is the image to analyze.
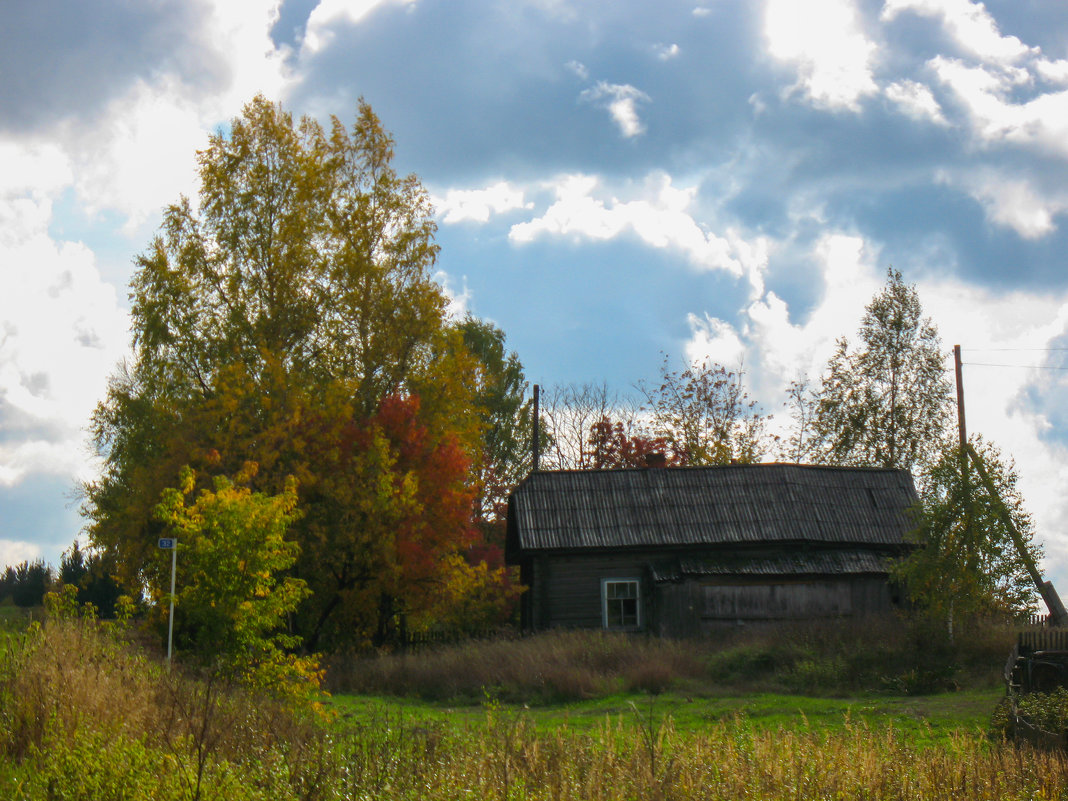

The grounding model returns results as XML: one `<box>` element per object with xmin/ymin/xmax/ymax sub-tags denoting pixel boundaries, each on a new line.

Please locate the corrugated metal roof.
<box><xmin>647</xmin><ymin>549</ymin><xmax>893</xmax><ymax>582</ymax></box>
<box><xmin>508</xmin><ymin>463</ymin><xmax>918</xmax><ymax>553</ymax></box>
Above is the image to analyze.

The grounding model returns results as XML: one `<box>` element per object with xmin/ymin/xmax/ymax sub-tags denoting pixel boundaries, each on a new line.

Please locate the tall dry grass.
<box><xmin>328</xmin><ymin>616</ymin><xmax>1020</xmax><ymax>701</ymax></box>
<box><xmin>332</xmin><ymin>705</ymin><xmax>1068</xmax><ymax>801</ymax></box>
<box><xmin>0</xmin><ymin>616</ymin><xmax>336</xmax><ymax>800</ymax></box>
<box><xmin>327</xmin><ymin>628</ymin><xmax>707</xmax><ymax>702</ymax></box>
<box><xmin>0</xmin><ymin>614</ymin><xmax>1048</xmax><ymax>801</ymax></box>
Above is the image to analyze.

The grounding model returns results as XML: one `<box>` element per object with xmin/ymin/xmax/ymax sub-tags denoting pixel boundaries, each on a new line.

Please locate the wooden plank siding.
<box><xmin>520</xmin><ymin>551</ymin><xmax>896</xmax><ymax>635</ymax></box>
<box><xmin>523</xmin><ymin>551</ymin><xmax>660</xmax><ymax>629</ymax></box>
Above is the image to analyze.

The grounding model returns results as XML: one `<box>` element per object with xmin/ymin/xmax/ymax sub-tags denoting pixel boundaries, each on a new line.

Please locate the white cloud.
<box><xmin>508</xmin><ymin>172</ymin><xmax>765</xmax><ymax>284</ymax></box>
<box><xmin>0</xmin><ymin>540</ymin><xmax>42</xmax><ymax>569</ymax></box>
<box><xmin>883</xmin><ymin>3</ymin><xmax>1068</xmax><ymax>163</ymax></box>
<box><xmin>202</xmin><ymin>0</ymin><xmax>292</xmax><ymax>102</ymax></box>
<box><xmin>655</xmin><ymin>43</ymin><xmax>681</xmax><ymax>61</ymax></box>
<box><xmin>579</xmin><ymin>81</ymin><xmax>652</xmax><ymax>138</ymax></box>
<box><xmin>884</xmin><ymin>79</ymin><xmax>948</xmax><ymax>125</ymax></box>
<box><xmin>882</xmin><ymin>0</ymin><xmax>1034</xmax><ymax>65</ymax></box>
<box><xmin>0</xmin><ymin>194</ymin><xmax>129</xmax><ymax>487</ymax></box>
<box><xmin>684</xmin><ymin>313</ymin><xmax>746</xmax><ymax>369</ymax></box>
<box><xmin>14</xmin><ymin>0</ymin><xmax>294</xmax><ymax>235</ymax></box>
<box><xmin>0</xmin><ymin>142</ymin><xmax>71</xmax><ymax>198</ymax></box>
<box><xmin>685</xmin><ymin>233</ymin><xmax>880</xmax><ymax>394</ymax></box>
<box><xmin>930</xmin><ymin>56</ymin><xmax>1068</xmax><ymax>160</ymax></box>
<box><xmin>433</xmin><ymin>271</ymin><xmax>471</xmax><ymax>320</ymax></box>
<box><xmin>302</xmin><ymin>0</ymin><xmax>418</xmax><ymax>55</ymax></box>
<box><xmin>434</xmin><ymin>181</ymin><xmax>532</xmax><ymax>224</ymax></box>
<box><xmin>69</xmin><ymin>82</ymin><xmax>208</xmax><ymax>232</ymax></box>
<box><xmin>566</xmin><ymin>60</ymin><xmax>590</xmax><ymax>80</ymax></box>
<box><xmin>1036</xmin><ymin>59</ymin><xmax>1068</xmax><ymax>86</ymax></box>
<box><xmin>939</xmin><ymin>168</ymin><xmax>1068</xmax><ymax>239</ymax></box>
<box><xmin>764</xmin><ymin>0</ymin><xmax>877</xmax><ymax>111</ymax></box>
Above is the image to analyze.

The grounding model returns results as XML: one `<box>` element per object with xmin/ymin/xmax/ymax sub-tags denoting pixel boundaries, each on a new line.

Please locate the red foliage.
<box><xmin>374</xmin><ymin>394</ymin><xmax>478</xmax><ymax>587</ymax></box>
<box><xmin>588</xmin><ymin>417</ymin><xmax>678</xmax><ymax>469</ymax></box>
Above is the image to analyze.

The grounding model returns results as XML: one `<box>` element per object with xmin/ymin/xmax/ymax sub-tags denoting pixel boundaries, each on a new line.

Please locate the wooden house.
<box><xmin>505</xmin><ymin>463</ymin><xmax>918</xmax><ymax>636</ymax></box>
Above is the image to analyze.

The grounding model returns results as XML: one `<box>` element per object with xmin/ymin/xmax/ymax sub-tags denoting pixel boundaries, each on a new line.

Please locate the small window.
<box><xmin>602</xmin><ymin>578</ymin><xmax>641</xmax><ymax>630</ymax></box>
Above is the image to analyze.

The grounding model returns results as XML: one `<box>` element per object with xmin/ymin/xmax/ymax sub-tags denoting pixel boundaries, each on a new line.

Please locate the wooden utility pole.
<box><xmin>952</xmin><ymin>345</ymin><xmax>1068</xmax><ymax>626</ymax></box>
<box><xmin>532</xmin><ymin>384</ymin><xmax>540</xmax><ymax>472</ymax></box>
<box><xmin>953</xmin><ymin>346</ymin><xmax>967</xmax><ymax>449</ymax></box>
<box><xmin>951</xmin><ymin>345</ymin><xmax>967</xmax><ymax>642</ymax></box>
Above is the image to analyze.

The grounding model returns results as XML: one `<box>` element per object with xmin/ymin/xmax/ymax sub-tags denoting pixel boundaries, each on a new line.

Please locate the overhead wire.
<box><xmin>958</xmin><ymin>346</ymin><xmax>1068</xmax><ymax>371</ymax></box>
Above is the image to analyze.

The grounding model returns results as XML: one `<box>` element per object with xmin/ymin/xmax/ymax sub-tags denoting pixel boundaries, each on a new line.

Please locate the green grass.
<box><xmin>330</xmin><ymin>686</ymin><xmax>1004</xmax><ymax>746</ymax></box>
<box><xmin>6</xmin><ymin>616</ymin><xmax>1066</xmax><ymax>801</ymax></box>
<box><xmin>0</xmin><ymin>604</ymin><xmax>35</xmax><ymax>623</ymax></box>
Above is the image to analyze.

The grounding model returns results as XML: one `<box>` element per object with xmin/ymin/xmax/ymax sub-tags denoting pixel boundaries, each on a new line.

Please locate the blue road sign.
<box><xmin>158</xmin><ymin>537</ymin><xmax>175</xmax><ymax>549</ymax></box>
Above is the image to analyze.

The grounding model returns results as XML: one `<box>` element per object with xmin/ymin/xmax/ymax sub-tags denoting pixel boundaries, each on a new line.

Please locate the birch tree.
<box><xmin>814</xmin><ymin>269</ymin><xmax>952</xmax><ymax>473</ymax></box>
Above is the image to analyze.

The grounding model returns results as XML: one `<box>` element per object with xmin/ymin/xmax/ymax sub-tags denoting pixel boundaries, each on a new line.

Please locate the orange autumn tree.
<box><xmin>295</xmin><ymin>393</ymin><xmax>513</xmax><ymax>649</ymax></box>
<box><xmin>375</xmin><ymin>394</ymin><xmax>508</xmax><ymax>639</ymax></box>
<box><xmin>86</xmin><ymin>95</ymin><xmax>516</xmax><ymax>656</ymax></box>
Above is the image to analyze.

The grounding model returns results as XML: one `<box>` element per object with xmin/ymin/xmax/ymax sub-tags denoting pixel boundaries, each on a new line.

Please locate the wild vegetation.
<box><xmin>4</xmin><ymin>613</ymin><xmax>1068</xmax><ymax>801</ymax></box>
<box><xmin>328</xmin><ymin>617</ymin><xmax>1015</xmax><ymax>703</ymax></box>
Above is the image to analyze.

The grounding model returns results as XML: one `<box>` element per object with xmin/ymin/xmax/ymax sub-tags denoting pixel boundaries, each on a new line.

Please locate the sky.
<box><xmin>4</xmin><ymin>0</ymin><xmax>1068</xmax><ymax>594</ymax></box>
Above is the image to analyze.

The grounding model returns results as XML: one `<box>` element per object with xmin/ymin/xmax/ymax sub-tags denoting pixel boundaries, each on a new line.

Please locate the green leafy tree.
<box><xmin>455</xmin><ymin>316</ymin><xmax>534</xmax><ymax>523</ymax></box>
<box><xmin>639</xmin><ymin>358</ymin><xmax>770</xmax><ymax>465</ymax></box>
<box><xmin>58</xmin><ymin>542</ymin><xmax>125</xmax><ymax>619</ymax></box>
<box><xmin>894</xmin><ymin>437</ymin><xmax>1041</xmax><ymax>624</ymax></box>
<box><xmin>155</xmin><ymin>464</ymin><xmax>319</xmax><ymax>694</ymax></box>
<box><xmin>815</xmin><ymin>269</ymin><xmax>952</xmax><ymax>472</ymax></box>
<box><xmin>9</xmin><ymin>559</ymin><xmax>53</xmax><ymax>608</ymax></box>
<box><xmin>447</xmin><ymin>317</ymin><xmax>533</xmax><ymax>626</ymax></box>
<box><xmin>780</xmin><ymin>375</ymin><xmax>821</xmax><ymax>464</ymax></box>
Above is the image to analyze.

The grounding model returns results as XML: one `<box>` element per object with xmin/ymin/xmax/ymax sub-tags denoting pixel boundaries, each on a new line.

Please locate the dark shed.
<box><xmin>505</xmin><ymin>463</ymin><xmax>918</xmax><ymax>636</ymax></box>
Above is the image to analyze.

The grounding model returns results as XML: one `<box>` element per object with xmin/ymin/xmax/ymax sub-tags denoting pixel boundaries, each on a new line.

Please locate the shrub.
<box><xmin>329</xmin><ymin>629</ymin><xmax>707</xmax><ymax>703</ymax></box>
<box><xmin>1015</xmin><ymin>687</ymin><xmax>1068</xmax><ymax>733</ymax></box>
<box><xmin>0</xmin><ymin>614</ymin><xmax>339</xmax><ymax>800</ymax></box>
<box><xmin>329</xmin><ymin>616</ymin><xmax>1017</xmax><ymax>702</ymax></box>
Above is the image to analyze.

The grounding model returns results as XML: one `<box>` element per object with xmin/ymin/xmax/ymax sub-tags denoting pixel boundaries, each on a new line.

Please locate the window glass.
<box><xmin>603</xmin><ymin>579</ymin><xmax>640</xmax><ymax>629</ymax></box>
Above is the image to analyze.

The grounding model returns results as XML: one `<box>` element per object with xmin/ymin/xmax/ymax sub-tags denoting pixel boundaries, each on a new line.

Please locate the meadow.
<box><xmin>3</xmin><ymin>610</ymin><xmax>1068</xmax><ymax>800</ymax></box>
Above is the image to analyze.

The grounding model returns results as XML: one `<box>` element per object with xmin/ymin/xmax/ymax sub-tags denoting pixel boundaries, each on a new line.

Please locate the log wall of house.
<box><xmin>523</xmin><ymin>551</ymin><xmax>896</xmax><ymax>634</ymax></box>
<box><xmin>524</xmin><ymin>551</ymin><xmax>660</xmax><ymax>630</ymax></box>
<box><xmin>652</xmin><ymin>575</ymin><xmax>893</xmax><ymax>637</ymax></box>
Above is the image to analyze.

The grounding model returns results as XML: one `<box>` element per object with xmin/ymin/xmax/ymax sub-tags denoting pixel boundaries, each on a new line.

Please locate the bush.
<box><xmin>328</xmin><ymin>629</ymin><xmax>706</xmax><ymax>703</ymax></box>
<box><xmin>0</xmin><ymin>614</ymin><xmax>340</xmax><ymax>800</ymax></box>
<box><xmin>329</xmin><ymin>616</ymin><xmax>1017</xmax><ymax>702</ymax></box>
<box><xmin>1015</xmin><ymin>688</ymin><xmax>1068</xmax><ymax>733</ymax></box>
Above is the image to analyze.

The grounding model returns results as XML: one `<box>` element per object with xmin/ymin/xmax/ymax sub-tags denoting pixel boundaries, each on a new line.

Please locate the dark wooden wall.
<box><xmin>523</xmin><ymin>551</ymin><xmax>657</xmax><ymax>629</ymax></box>
<box><xmin>652</xmin><ymin>575</ymin><xmax>893</xmax><ymax>637</ymax></box>
<box><xmin>522</xmin><ymin>551</ymin><xmax>896</xmax><ymax>635</ymax></box>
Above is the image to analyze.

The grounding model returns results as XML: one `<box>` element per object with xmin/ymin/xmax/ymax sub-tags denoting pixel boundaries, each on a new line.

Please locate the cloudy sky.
<box><xmin>5</xmin><ymin>0</ymin><xmax>1068</xmax><ymax>590</ymax></box>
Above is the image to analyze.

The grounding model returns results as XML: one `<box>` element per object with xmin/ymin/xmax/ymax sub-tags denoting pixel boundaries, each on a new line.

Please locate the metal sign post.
<box><xmin>158</xmin><ymin>537</ymin><xmax>177</xmax><ymax>670</ymax></box>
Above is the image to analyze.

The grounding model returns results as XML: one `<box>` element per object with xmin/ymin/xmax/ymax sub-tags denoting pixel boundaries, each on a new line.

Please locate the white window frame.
<box><xmin>601</xmin><ymin>577</ymin><xmax>642</xmax><ymax>630</ymax></box>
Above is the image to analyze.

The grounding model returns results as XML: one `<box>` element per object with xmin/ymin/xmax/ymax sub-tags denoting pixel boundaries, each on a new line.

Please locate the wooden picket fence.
<box><xmin>1019</xmin><ymin>626</ymin><xmax>1068</xmax><ymax>653</ymax></box>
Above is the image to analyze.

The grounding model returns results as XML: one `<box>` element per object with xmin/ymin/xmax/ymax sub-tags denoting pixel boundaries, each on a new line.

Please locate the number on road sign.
<box><xmin>158</xmin><ymin>538</ymin><xmax>175</xmax><ymax>549</ymax></box>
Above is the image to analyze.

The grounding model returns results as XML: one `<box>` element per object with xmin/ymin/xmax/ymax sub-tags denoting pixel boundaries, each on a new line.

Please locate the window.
<box><xmin>602</xmin><ymin>578</ymin><xmax>641</xmax><ymax>630</ymax></box>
